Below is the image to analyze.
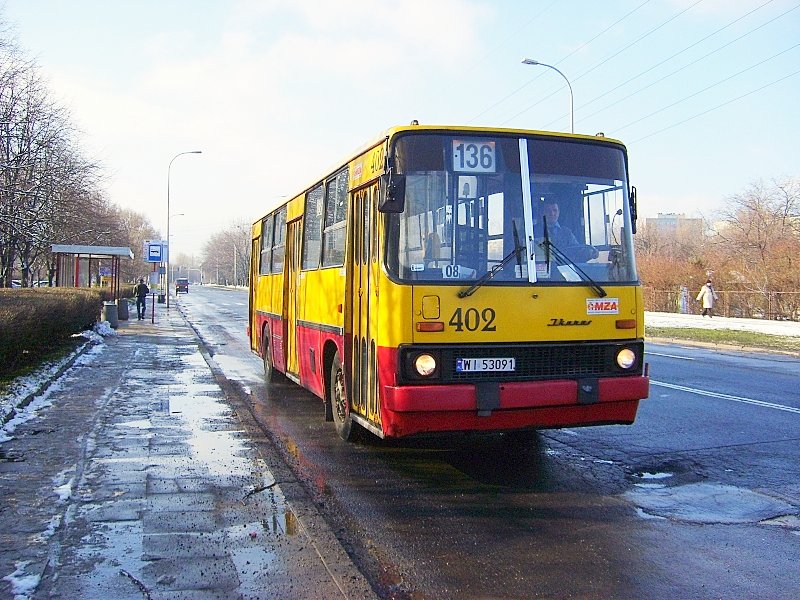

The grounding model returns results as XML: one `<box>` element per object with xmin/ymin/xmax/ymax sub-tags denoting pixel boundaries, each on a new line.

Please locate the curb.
<box><xmin>174</xmin><ymin>303</ymin><xmax>378</xmax><ymax>599</ymax></box>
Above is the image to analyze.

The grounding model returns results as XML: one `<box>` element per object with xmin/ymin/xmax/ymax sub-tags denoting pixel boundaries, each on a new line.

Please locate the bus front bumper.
<box><xmin>381</xmin><ymin>375</ymin><xmax>649</xmax><ymax>437</ymax></box>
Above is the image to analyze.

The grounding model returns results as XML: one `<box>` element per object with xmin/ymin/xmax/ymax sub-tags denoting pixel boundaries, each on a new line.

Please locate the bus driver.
<box><xmin>541</xmin><ymin>200</ymin><xmax>599</xmax><ymax>262</ymax></box>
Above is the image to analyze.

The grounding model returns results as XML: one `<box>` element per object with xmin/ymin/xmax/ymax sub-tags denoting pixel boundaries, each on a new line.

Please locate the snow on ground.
<box><xmin>2</xmin><ymin>561</ymin><xmax>40</xmax><ymax>600</ymax></box>
<box><xmin>646</xmin><ymin>312</ymin><xmax>800</xmax><ymax>337</ymax></box>
<box><xmin>0</xmin><ymin>322</ymin><xmax>116</xmax><ymax>443</ymax></box>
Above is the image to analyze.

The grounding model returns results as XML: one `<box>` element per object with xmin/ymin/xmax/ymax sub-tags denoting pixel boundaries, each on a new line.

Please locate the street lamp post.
<box><xmin>521</xmin><ymin>58</ymin><xmax>574</xmax><ymax>133</ymax></box>
<box><xmin>167</xmin><ymin>213</ymin><xmax>184</xmax><ymax>291</ymax></box>
<box><xmin>166</xmin><ymin>151</ymin><xmax>201</xmax><ymax>308</ymax></box>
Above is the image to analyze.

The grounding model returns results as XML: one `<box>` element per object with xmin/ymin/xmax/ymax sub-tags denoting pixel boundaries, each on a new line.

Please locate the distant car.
<box><xmin>175</xmin><ymin>278</ymin><xmax>189</xmax><ymax>294</ymax></box>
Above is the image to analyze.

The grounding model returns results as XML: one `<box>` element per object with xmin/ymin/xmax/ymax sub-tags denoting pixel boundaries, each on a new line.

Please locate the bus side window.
<box><xmin>272</xmin><ymin>207</ymin><xmax>287</xmax><ymax>272</ymax></box>
<box><xmin>322</xmin><ymin>170</ymin><xmax>349</xmax><ymax>267</ymax></box>
<box><xmin>260</xmin><ymin>214</ymin><xmax>274</xmax><ymax>275</ymax></box>
<box><xmin>302</xmin><ymin>184</ymin><xmax>324</xmax><ymax>270</ymax></box>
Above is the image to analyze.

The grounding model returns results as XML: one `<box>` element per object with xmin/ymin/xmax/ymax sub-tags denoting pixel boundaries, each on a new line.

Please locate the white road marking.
<box><xmin>647</xmin><ymin>352</ymin><xmax>695</xmax><ymax>360</ymax></box>
<box><xmin>651</xmin><ymin>380</ymin><xmax>800</xmax><ymax>414</ymax></box>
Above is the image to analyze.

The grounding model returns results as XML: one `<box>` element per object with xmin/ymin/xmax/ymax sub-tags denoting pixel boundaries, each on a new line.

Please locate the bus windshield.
<box><xmin>385</xmin><ymin>133</ymin><xmax>638</xmax><ymax>286</ymax></box>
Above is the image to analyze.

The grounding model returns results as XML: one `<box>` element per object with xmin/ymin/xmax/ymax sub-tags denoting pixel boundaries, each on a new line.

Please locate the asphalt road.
<box><xmin>178</xmin><ymin>286</ymin><xmax>800</xmax><ymax>600</ymax></box>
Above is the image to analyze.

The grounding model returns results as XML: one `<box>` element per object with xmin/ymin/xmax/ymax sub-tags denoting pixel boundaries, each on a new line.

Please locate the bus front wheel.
<box><xmin>330</xmin><ymin>352</ymin><xmax>354</xmax><ymax>441</ymax></box>
<box><xmin>262</xmin><ymin>329</ymin><xmax>282</xmax><ymax>383</ymax></box>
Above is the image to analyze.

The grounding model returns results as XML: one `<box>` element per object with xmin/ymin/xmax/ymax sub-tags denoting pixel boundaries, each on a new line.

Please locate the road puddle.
<box><xmin>626</xmin><ymin>481</ymin><xmax>797</xmax><ymax>525</ymax></box>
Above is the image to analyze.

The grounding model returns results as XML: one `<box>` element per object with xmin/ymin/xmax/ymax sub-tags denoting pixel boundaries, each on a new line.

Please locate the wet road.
<box><xmin>179</xmin><ymin>286</ymin><xmax>800</xmax><ymax>599</ymax></box>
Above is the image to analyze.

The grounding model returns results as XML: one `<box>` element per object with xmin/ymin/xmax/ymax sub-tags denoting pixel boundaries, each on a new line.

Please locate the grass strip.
<box><xmin>646</xmin><ymin>326</ymin><xmax>800</xmax><ymax>353</ymax></box>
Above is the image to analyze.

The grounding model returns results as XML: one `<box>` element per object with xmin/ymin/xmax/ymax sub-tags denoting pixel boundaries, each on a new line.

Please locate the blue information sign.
<box><xmin>144</xmin><ymin>240</ymin><xmax>167</xmax><ymax>263</ymax></box>
<box><xmin>148</xmin><ymin>243</ymin><xmax>162</xmax><ymax>262</ymax></box>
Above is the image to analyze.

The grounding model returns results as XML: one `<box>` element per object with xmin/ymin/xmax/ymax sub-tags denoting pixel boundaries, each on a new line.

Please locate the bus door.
<box><xmin>249</xmin><ymin>234</ymin><xmax>259</xmax><ymax>350</ymax></box>
<box><xmin>348</xmin><ymin>185</ymin><xmax>380</xmax><ymax>426</ymax></box>
<box><xmin>283</xmin><ymin>218</ymin><xmax>303</xmax><ymax>377</ymax></box>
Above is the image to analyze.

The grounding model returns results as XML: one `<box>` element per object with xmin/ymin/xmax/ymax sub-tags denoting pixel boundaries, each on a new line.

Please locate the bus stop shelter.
<box><xmin>51</xmin><ymin>244</ymin><xmax>134</xmax><ymax>301</ymax></box>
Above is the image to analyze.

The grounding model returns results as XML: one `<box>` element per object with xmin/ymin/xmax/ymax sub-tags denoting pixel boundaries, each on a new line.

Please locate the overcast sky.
<box><xmin>3</xmin><ymin>0</ymin><xmax>798</xmax><ymax>257</ymax></box>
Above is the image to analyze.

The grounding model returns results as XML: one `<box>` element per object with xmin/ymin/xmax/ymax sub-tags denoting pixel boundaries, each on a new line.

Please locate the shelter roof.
<box><xmin>51</xmin><ymin>245</ymin><xmax>134</xmax><ymax>259</ymax></box>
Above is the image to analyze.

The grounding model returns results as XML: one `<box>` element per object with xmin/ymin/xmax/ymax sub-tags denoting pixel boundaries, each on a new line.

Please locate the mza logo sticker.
<box><xmin>587</xmin><ymin>298</ymin><xmax>619</xmax><ymax>314</ymax></box>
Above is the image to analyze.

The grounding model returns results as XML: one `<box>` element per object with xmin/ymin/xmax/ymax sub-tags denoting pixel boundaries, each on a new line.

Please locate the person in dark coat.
<box><xmin>135</xmin><ymin>278</ymin><xmax>149</xmax><ymax>320</ymax></box>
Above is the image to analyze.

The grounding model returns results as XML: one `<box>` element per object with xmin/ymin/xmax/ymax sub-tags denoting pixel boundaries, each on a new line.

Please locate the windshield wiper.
<box><xmin>540</xmin><ymin>218</ymin><xmax>607</xmax><ymax>298</ymax></box>
<box><xmin>458</xmin><ymin>221</ymin><xmax>525</xmax><ymax>298</ymax></box>
<box><xmin>512</xmin><ymin>220</ymin><xmax>523</xmax><ymax>273</ymax></box>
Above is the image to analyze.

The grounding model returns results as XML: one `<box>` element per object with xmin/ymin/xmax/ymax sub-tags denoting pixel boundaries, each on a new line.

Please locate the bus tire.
<box><xmin>262</xmin><ymin>329</ymin><xmax>283</xmax><ymax>383</ymax></box>
<box><xmin>330</xmin><ymin>352</ymin><xmax>354</xmax><ymax>441</ymax></box>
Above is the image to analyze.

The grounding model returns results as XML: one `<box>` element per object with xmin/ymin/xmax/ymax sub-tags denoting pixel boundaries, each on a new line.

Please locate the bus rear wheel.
<box><xmin>330</xmin><ymin>352</ymin><xmax>355</xmax><ymax>441</ymax></box>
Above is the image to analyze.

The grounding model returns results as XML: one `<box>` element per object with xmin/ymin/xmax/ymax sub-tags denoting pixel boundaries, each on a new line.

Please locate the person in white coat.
<box><xmin>696</xmin><ymin>279</ymin><xmax>719</xmax><ymax>317</ymax></box>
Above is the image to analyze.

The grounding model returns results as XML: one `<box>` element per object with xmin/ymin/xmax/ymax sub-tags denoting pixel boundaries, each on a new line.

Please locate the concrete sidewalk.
<box><xmin>0</xmin><ymin>309</ymin><xmax>375</xmax><ymax>599</ymax></box>
<box><xmin>645</xmin><ymin>311</ymin><xmax>800</xmax><ymax>337</ymax></box>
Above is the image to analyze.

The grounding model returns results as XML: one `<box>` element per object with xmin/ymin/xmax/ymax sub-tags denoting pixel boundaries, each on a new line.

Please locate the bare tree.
<box><xmin>113</xmin><ymin>207</ymin><xmax>160</xmax><ymax>283</ymax></box>
<box><xmin>635</xmin><ymin>217</ymin><xmax>709</xmax><ymax>305</ymax></box>
<box><xmin>715</xmin><ymin>179</ymin><xmax>800</xmax><ymax>290</ymax></box>
<box><xmin>711</xmin><ymin>178</ymin><xmax>800</xmax><ymax>317</ymax></box>
<box><xmin>200</xmin><ymin>219</ymin><xmax>251</xmax><ymax>286</ymax></box>
<box><xmin>0</xmin><ymin>21</ymin><xmax>160</xmax><ymax>287</ymax></box>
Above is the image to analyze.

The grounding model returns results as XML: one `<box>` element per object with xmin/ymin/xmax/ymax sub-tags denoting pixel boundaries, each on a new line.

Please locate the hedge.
<box><xmin>0</xmin><ymin>288</ymin><xmax>109</xmax><ymax>377</ymax></box>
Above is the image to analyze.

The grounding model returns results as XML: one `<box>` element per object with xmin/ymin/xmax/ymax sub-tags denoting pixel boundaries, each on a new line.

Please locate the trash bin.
<box><xmin>117</xmin><ymin>298</ymin><xmax>129</xmax><ymax>320</ymax></box>
<box><xmin>157</xmin><ymin>293</ymin><xmax>166</xmax><ymax>304</ymax></box>
<box><xmin>102</xmin><ymin>301</ymin><xmax>119</xmax><ymax>329</ymax></box>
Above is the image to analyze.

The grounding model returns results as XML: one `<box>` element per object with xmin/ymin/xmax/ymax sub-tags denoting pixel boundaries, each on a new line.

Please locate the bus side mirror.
<box><xmin>379</xmin><ymin>173</ymin><xmax>406</xmax><ymax>213</ymax></box>
<box><xmin>630</xmin><ymin>185</ymin><xmax>638</xmax><ymax>234</ymax></box>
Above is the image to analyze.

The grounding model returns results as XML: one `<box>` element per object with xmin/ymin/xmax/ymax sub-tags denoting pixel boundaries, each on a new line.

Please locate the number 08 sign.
<box><xmin>452</xmin><ymin>140</ymin><xmax>496</xmax><ymax>173</ymax></box>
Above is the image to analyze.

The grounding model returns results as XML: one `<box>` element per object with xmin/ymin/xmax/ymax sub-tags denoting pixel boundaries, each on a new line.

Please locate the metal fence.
<box><xmin>644</xmin><ymin>288</ymin><xmax>800</xmax><ymax>321</ymax></box>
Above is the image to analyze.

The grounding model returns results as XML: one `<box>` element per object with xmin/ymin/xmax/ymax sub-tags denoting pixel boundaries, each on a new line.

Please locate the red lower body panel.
<box><xmin>381</xmin><ymin>376</ymin><xmax>649</xmax><ymax>438</ymax></box>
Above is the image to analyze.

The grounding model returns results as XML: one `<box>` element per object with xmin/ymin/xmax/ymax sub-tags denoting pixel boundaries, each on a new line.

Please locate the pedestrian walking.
<box><xmin>696</xmin><ymin>279</ymin><xmax>719</xmax><ymax>317</ymax></box>
<box><xmin>135</xmin><ymin>278</ymin><xmax>149</xmax><ymax>320</ymax></box>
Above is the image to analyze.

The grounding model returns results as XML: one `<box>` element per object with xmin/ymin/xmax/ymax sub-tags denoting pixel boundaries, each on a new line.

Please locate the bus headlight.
<box><xmin>414</xmin><ymin>353</ymin><xmax>438</xmax><ymax>377</ymax></box>
<box><xmin>616</xmin><ymin>348</ymin><xmax>637</xmax><ymax>369</ymax></box>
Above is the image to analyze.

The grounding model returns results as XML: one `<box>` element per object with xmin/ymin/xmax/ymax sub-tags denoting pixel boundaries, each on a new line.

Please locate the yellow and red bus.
<box><xmin>249</xmin><ymin>124</ymin><xmax>649</xmax><ymax>441</ymax></box>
